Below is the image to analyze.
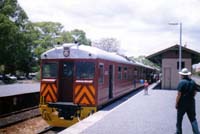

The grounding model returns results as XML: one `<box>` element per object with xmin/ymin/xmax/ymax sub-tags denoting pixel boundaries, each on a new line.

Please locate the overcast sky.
<box><xmin>18</xmin><ymin>0</ymin><xmax>200</xmax><ymax>57</ymax></box>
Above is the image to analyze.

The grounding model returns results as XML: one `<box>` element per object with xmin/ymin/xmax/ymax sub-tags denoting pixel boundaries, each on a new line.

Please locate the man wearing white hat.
<box><xmin>175</xmin><ymin>68</ymin><xmax>200</xmax><ymax>134</ymax></box>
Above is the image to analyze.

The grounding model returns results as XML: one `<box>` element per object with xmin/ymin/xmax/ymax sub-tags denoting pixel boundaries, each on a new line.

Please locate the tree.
<box><xmin>16</xmin><ymin>22</ymin><xmax>39</xmax><ymax>75</ymax></box>
<box><xmin>32</xmin><ymin>22</ymin><xmax>64</xmax><ymax>58</ymax></box>
<box><xmin>32</xmin><ymin>25</ymin><xmax>92</xmax><ymax>58</ymax></box>
<box><xmin>92</xmin><ymin>38</ymin><xmax>120</xmax><ymax>52</ymax></box>
<box><xmin>70</xmin><ymin>29</ymin><xmax>91</xmax><ymax>46</ymax></box>
<box><xmin>0</xmin><ymin>14</ymin><xmax>18</xmax><ymax>74</ymax></box>
<box><xmin>129</xmin><ymin>55</ymin><xmax>160</xmax><ymax>69</ymax></box>
<box><xmin>32</xmin><ymin>22</ymin><xmax>63</xmax><ymax>47</ymax></box>
<box><xmin>0</xmin><ymin>0</ymin><xmax>35</xmax><ymax>74</ymax></box>
<box><xmin>0</xmin><ymin>0</ymin><xmax>93</xmax><ymax>76</ymax></box>
<box><xmin>61</xmin><ymin>31</ymin><xmax>73</xmax><ymax>43</ymax></box>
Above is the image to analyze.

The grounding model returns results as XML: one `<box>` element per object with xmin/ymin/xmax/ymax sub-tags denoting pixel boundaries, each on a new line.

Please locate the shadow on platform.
<box><xmin>100</xmin><ymin>88</ymin><xmax>143</xmax><ymax>111</ymax></box>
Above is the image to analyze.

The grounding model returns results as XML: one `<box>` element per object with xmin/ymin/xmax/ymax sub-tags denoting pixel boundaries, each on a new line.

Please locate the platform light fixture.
<box><xmin>168</xmin><ymin>22</ymin><xmax>182</xmax><ymax>74</ymax></box>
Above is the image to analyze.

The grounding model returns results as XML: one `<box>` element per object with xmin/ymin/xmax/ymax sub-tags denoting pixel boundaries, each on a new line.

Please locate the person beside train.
<box><xmin>144</xmin><ymin>80</ymin><xmax>149</xmax><ymax>95</ymax></box>
<box><xmin>175</xmin><ymin>68</ymin><xmax>200</xmax><ymax>134</ymax></box>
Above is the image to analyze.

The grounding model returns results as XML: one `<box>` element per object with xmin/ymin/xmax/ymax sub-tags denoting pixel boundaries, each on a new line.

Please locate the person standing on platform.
<box><xmin>175</xmin><ymin>68</ymin><xmax>200</xmax><ymax>134</ymax></box>
<box><xmin>144</xmin><ymin>80</ymin><xmax>149</xmax><ymax>95</ymax></box>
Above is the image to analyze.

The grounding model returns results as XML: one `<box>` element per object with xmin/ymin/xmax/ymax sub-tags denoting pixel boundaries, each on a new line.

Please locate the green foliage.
<box><xmin>130</xmin><ymin>55</ymin><xmax>160</xmax><ymax>69</ymax></box>
<box><xmin>0</xmin><ymin>65</ymin><xmax>4</xmax><ymax>74</ymax></box>
<box><xmin>0</xmin><ymin>14</ymin><xmax>18</xmax><ymax>68</ymax></box>
<box><xmin>61</xmin><ymin>31</ymin><xmax>73</xmax><ymax>43</ymax></box>
<box><xmin>0</xmin><ymin>0</ymin><xmax>36</xmax><ymax>74</ymax></box>
<box><xmin>31</xmin><ymin>65</ymin><xmax>40</xmax><ymax>72</ymax></box>
<box><xmin>32</xmin><ymin>22</ymin><xmax>63</xmax><ymax>49</ymax></box>
<box><xmin>35</xmin><ymin>71</ymin><xmax>41</xmax><ymax>81</ymax></box>
<box><xmin>0</xmin><ymin>0</ymin><xmax>91</xmax><ymax>76</ymax></box>
<box><xmin>192</xmin><ymin>71</ymin><xmax>200</xmax><ymax>77</ymax></box>
<box><xmin>71</xmin><ymin>29</ymin><xmax>91</xmax><ymax>46</ymax></box>
<box><xmin>32</xmin><ymin>23</ymin><xmax>92</xmax><ymax>58</ymax></box>
<box><xmin>32</xmin><ymin>22</ymin><xmax>63</xmax><ymax>58</ymax></box>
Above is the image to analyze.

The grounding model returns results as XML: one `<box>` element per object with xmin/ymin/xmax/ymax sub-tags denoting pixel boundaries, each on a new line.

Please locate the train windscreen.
<box><xmin>42</xmin><ymin>62</ymin><xmax>58</xmax><ymax>78</ymax></box>
<box><xmin>76</xmin><ymin>62</ymin><xmax>95</xmax><ymax>79</ymax></box>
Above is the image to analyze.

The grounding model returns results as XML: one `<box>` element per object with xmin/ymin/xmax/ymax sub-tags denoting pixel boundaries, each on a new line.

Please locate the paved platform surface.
<box><xmin>0</xmin><ymin>83</ymin><xmax>40</xmax><ymax>97</ymax></box>
<box><xmin>60</xmin><ymin>83</ymin><xmax>200</xmax><ymax>134</ymax></box>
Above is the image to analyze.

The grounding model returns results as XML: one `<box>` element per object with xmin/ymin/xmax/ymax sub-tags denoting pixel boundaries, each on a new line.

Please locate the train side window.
<box><xmin>124</xmin><ymin>67</ymin><xmax>127</xmax><ymax>80</ymax></box>
<box><xmin>98</xmin><ymin>64</ymin><xmax>104</xmax><ymax>84</ymax></box>
<box><xmin>134</xmin><ymin>68</ymin><xmax>138</xmax><ymax>77</ymax></box>
<box><xmin>118</xmin><ymin>66</ymin><xmax>122</xmax><ymax>80</ymax></box>
<box><xmin>42</xmin><ymin>62</ymin><xmax>58</xmax><ymax>78</ymax></box>
<box><xmin>128</xmin><ymin>68</ymin><xmax>132</xmax><ymax>80</ymax></box>
<box><xmin>76</xmin><ymin>62</ymin><xmax>95</xmax><ymax>79</ymax></box>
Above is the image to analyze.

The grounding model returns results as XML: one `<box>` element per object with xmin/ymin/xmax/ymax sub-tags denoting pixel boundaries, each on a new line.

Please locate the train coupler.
<box><xmin>48</xmin><ymin>102</ymin><xmax>81</xmax><ymax>120</ymax></box>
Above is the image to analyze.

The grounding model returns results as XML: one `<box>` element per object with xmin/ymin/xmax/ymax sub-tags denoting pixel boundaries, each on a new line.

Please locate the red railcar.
<box><xmin>39</xmin><ymin>43</ymin><xmax>155</xmax><ymax>127</ymax></box>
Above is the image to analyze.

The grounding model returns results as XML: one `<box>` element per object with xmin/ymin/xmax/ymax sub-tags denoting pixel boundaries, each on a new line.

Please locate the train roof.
<box><xmin>41</xmin><ymin>43</ymin><xmax>136</xmax><ymax>65</ymax></box>
<box><xmin>41</xmin><ymin>43</ymin><xmax>158</xmax><ymax>70</ymax></box>
<box><xmin>135</xmin><ymin>61</ymin><xmax>158</xmax><ymax>70</ymax></box>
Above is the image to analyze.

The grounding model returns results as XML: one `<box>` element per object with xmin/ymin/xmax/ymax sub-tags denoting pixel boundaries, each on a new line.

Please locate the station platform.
<box><xmin>0</xmin><ymin>83</ymin><xmax>40</xmax><ymax>116</ymax></box>
<box><xmin>0</xmin><ymin>83</ymin><xmax>39</xmax><ymax>97</ymax></box>
<box><xmin>60</xmin><ymin>82</ymin><xmax>200</xmax><ymax>134</ymax></box>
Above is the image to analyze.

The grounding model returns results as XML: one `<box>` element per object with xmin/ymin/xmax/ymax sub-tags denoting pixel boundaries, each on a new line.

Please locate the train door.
<box><xmin>164</xmin><ymin>67</ymin><xmax>171</xmax><ymax>89</ymax></box>
<box><xmin>109</xmin><ymin>65</ymin><xmax>113</xmax><ymax>99</ymax></box>
<box><xmin>59</xmin><ymin>62</ymin><xmax>74</xmax><ymax>102</ymax></box>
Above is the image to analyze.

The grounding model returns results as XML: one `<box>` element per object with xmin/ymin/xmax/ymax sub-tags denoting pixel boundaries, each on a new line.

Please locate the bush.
<box><xmin>31</xmin><ymin>65</ymin><xmax>40</xmax><ymax>73</ymax></box>
<box><xmin>35</xmin><ymin>71</ymin><xmax>41</xmax><ymax>81</ymax></box>
<box><xmin>198</xmin><ymin>72</ymin><xmax>200</xmax><ymax>76</ymax></box>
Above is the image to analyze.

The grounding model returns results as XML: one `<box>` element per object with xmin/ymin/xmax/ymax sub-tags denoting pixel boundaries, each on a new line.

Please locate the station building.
<box><xmin>147</xmin><ymin>44</ymin><xmax>200</xmax><ymax>89</ymax></box>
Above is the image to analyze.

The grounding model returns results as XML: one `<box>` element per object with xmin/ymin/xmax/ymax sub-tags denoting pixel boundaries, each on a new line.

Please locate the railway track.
<box><xmin>37</xmin><ymin>126</ymin><xmax>65</xmax><ymax>134</ymax></box>
<box><xmin>0</xmin><ymin>116</ymin><xmax>49</xmax><ymax>134</ymax></box>
<box><xmin>0</xmin><ymin>84</ymin><xmax>153</xmax><ymax>134</ymax></box>
<box><xmin>0</xmin><ymin>106</ymin><xmax>40</xmax><ymax>128</ymax></box>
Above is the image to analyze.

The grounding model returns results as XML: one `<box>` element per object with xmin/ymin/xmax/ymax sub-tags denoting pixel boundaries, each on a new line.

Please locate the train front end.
<box><xmin>39</xmin><ymin>44</ymin><xmax>97</xmax><ymax>127</ymax></box>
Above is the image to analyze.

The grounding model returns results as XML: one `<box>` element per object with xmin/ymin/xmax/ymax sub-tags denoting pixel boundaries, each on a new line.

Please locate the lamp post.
<box><xmin>168</xmin><ymin>22</ymin><xmax>182</xmax><ymax>73</ymax></box>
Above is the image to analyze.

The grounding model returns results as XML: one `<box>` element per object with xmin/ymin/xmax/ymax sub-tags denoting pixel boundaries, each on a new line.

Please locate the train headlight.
<box><xmin>63</xmin><ymin>47</ymin><xmax>70</xmax><ymax>57</ymax></box>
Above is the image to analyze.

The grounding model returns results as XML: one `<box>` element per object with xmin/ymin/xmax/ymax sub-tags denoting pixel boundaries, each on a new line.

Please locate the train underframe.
<box><xmin>39</xmin><ymin>97</ymin><xmax>96</xmax><ymax>127</ymax></box>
